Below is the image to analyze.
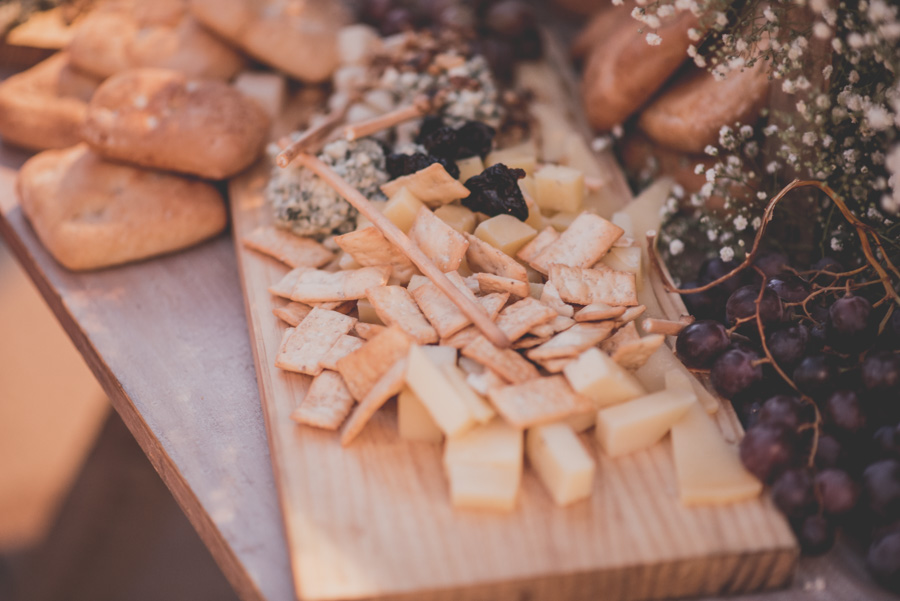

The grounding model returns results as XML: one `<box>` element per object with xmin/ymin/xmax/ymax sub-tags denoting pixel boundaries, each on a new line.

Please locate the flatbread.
<box><xmin>269</xmin><ymin>268</ymin><xmax>306</xmax><ymax>298</ymax></box>
<box><xmin>412</xmin><ymin>273</ymin><xmax>482</xmax><ymax>338</ymax></box>
<box><xmin>407</xmin><ymin>207</ymin><xmax>469</xmax><ymax>272</ymax></box>
<box><xmin>336</xmin><ymin>326</ymin><xmax>412</xmax><ymax>401</ymax></box>
<box><xmin>461</xmin><ymin>335</ymin><xmax>540</xmax><ymax>384</ymax></box>
<box><xmin>517</xmin><ymin>226</ymin><xmax>559</xmax><ymax>264</ymax></box>
<box><xmin>526</xmin><ymin>321</ymin><xmax>616</xmax><ymax>361</ymax></box>
<box><xmin>475</xmin><ymin>273</ymin><xmax>529</xmax><ymax>299</ymax></box>
<box><xmin>540</xmin><ymin>280</ymin><xmax>575</xmax><ymax>317</ymax></box>
<box><xmin>495</xmin><ymin>297</ymin><xmax>557</xmax><ymax>341</ymax></box>
<box><xmin>611</xmin><ymin>334</ymin><xmax>666</xmax><ymax>370</ymax></box>
<box><xmin>575</xmin><ymin>302</ymin><xmax>627</xmax><ymax>322</ymax></box>
<box><xmin>333</xmin><ymin>226</ymin><xmax>416</xmax><ymax>280</ymax></box>
<box><xmin>319</xmin><ymin>335</ymin><xmax>365</xmax><ymax>371</ymax></box>
<box><xmin>272</xmin><ymin>301</ymin><xmax>313</xmax><ymax>326</ymax></box>
<box><xmin>380</xmin><ymin>163</ymin><xmax>470</xmax><ymax>207</ymax></box>
<box><xmin>340</xmin><ymin>357</ymin><xmax>408</xmax><ymax>446</ymax></box>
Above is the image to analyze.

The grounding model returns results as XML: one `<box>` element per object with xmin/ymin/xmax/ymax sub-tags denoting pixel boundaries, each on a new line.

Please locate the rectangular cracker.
<box><xmin>529</xmin><ymin>213</ymin><xmax>624</xmax><ymax>274</ymax></box>
<box><xmin>479</xmin><ymin>292</ymin><xmax>509</xmax><ymax>320</ymax></box>
<box><xmin>487</xmin><ymin>376</ymin><xmax>593</xmax><ymax>429</ymax></box>
<box><xmin>461</xmin><ymin>335</ymin><xmax>540</xmax><ymax>384</ymax></box>
<box><xmin>463</xmin><ymin>232</ymin><xmax>528</xmax><ymax>281</ymax></box>
<box><xmin>540</xmin><ymin>280</ymin><xmax>574</xmax><ymax>317</ymax></box>
<box><xmin>549</xmin><ymin>264</ymin><xmax>638</xmax><ymax>307</ymax></box>
<box><xmin>336</xmin><ymin>326</ymin><xmax>412</xmax><ymax>401</ymax></box>
<box><xmin>275</xmin><ymin>308</ymin><xmax>357</xmax><ymax>376</ymax></box>
<box><xmin>366</xmin><ymin>285</ymin><xmax>438</xmax><ymax>344</ymax></box>
<box><xmin>319</xmin><ymin>335</ymin><xmax>365</xmax><ymax>371</ymax></box>
<box><xmin>243</xmin><ymin>226</ymin><xmax>333</xmax><ymax>268</ymax></box>
<box><xmin>333</xmin><ymin>226</ymin><xmax>415</xmax><ymax>279</ymax></box>
<box><xmin>475</xmin><ymin>273</ymin><xmax>529</xmax><ymax>299</ymax></box>
<box><xmin>526</xmin><ymin>321</ymin><xmax>616</xmax><ymax>361</ymax></box>
<box><xmin>354</xmin><ymin>322</ymin><xmax>387</xmax><ymax>340</ymax></box>
<box><xmin>441</xmin><ymin>325</ymin><xmax>480</xmax><ymax>349</ymax></box>
<box><xmin>611</xmin><ymin>333</ymin><xmax>666</xmax><ymax>371</ymax></box>
<box><xmin>272</xmin><ymin>302</ymin><xmax>312</xmax><ymax>326</ymax></box>
<box><xmin>575</xmin><ymin>302</ymin><xmax>627</xmax><ymax>322</ymax></box>
<box><xmin>310</xmin><ymin>300</ymin><xmax>354</xmax><ymax>313</ymax></box>
<box><xmin>411</xmin><ymin>272</ymin><xmax>482</xmax><ymax>338</ymax></box>
<box><xmin>408</xmin><ymin>207</ymin><xmax>469</xmax><ymax>272</ymax></box>
<box><xmin>291</xmin><ymin>266</ymin><xmax>391</xmax><ymax>302</ymax></box>
<box><xmin>516</xmin><ymin>226</ymin><xmax>559</xmax><ymax>264</ymax></box>
<box><xmin>512</xmin><ymin>335</ymin><xmax>551</xmax><ymax>350</ymax></box>
<box><xmin>529</xmin><ymin>315</ymin><xmax>575</xmax><ymax>338</ymax></box>
<box><xmin>495</xmin><ymin>297</ymin><xmax>557</xmax><ymax>341</ymax></box>
<box><xmin>616</xmin><ymin>304</ymin><xmax>647</xmax><ymax>324</ymax></box>
<box><xmin>290</xmin><ymin>370</ymin><xmax>355</xmax><ymax>430</ymax></box>
<box><xmin>269</xmin><ymin>267</ymin><xmax>307</xmax><ymax>299</ymax></box>
<box><xmin>380</xmin><ymin>163</ymin><xmax>470</xmax><ymax>207</ymax></box>
<box><xmin>340</xmin><ymin>357</ymin><xmax>408</xmax><ymax>445</ymax></box>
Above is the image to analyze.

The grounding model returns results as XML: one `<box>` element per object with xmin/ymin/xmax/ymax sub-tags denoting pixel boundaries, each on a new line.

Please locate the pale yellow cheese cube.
<box><xmin>519</xmin><ymin>175</ymin><xmax>535</xmax><ymax>198</ymax></box>
<box><xmin>548</xmin><ymin>211</ymin><xmax>578</xmax><ymax>232</ymax></box>
<box><xmin>565</xmin><ymin>410</ymin><xmax>596</xmax><ymax>433</ymax></box>
<box><xmin>434</xmin><ymin>204</ymin><xmax>477</xmax><ymax>234</ymax></box>
<box><xmin>595</xmin><ymin>388</ymin><xmax>696</xmax><ymax>457</ymax></box>
<box><xmin>522</xmin><ymin>190</ymin><xmax>545</xmax><ymax>230</ymax></box>
<box><xmin>530</xmin><ymin>103</ymin><xmax>571</xmax><ymax>163</ymax></box>
<box><xmin>398</xmin><ymin>387</ymin><xmax>443</xmax><ymax>443</ymax></box>
<box><xmin>473</xmin><ymin>215</ymin><xmax>537</xmax><ymax>256</ymax></box>
<box><xmin>534</xmin><ymin>164</ymin><xmax>585</xmax><ymax>214</ymax></box>
<box><xmin>671</xmin><ymin>404</ymin><xmax>762</xmax><ymax>505</ymax></box>
<box><xmin>485</xmin><ymin>142</ymin><xmax>538</xmax><ymax>176</ymax></box>
<box><xmin>601</xmin><ymin>246</ymin><xmax>643</xmax><ymax>290</ymax></box>
<box><xmin>526</xmin><ymin>423</ymin><xmax>596</xmax><ymax>506</ymax></box>
<box><xmin>382</xmin><ymin>187</ymin><xmax>425</xmax><ymax>233</ymax></box>
<box><xmin>456</xmin><ymin>156</ymin><xmax>484</xmax><ymax>183</ymax></box>
<box><xmin>563</xmin><ymin>348</ymin><xmax>645</xmax><ymax>408</ymax></box>
<box><xmin>419</xmin><ymin>345</ymin><xmax>456</xmax><ymax>368</ymax></box>
<box><xmin>442</xmin><ymin>364</ymin><xmax>495</xmax><ymax>424</ymax></box>
<box><xmin>610</xmin><ymin>211</ymin><xmax>635</xmax><ymax>238</ymax></box>
<box><xmin>355</xmin><ymin>199</ymin><xmax>386</xmax><ymax>230</ymax></box>
<box><xmin>406</xmin><ymin>345</ymin><xmax>475</xmax><ymax>437</ymax></box>
<box><xmin>357</xmin><ymin>299</ymin><xmax>384</xmax><ymax>325</ymax></box>
<box><xmin>445</xmin><ymin>462</ymin><xmax>520</xmax><ymax>511</ymax></box>
<box><xmin>444</xmin><ymin>418</ymin><xmax>522</xmax><ymax>469</ymax></box>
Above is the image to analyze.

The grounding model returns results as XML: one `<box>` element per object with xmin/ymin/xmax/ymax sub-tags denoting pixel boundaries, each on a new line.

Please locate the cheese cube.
<box><xmin>595</xmin><ymin>388</ymin><xmax>696</xmax><ymax>457</ymax></box>
<box><xmin>382</xmin><ymin>187</ymin><xmax>425</xmax><ymax>233</ymax></box>
<box><xmin>522</xmin><ymin>190</ymin><xmax>546</xmax><ymax>230</ymax></box>
<box><xmin>355</xmin><ymin>199</ymin><xmax>386</xmax><ymax>230</ymax></box>
<box><xmin>444</xmin><ymin>418</ymin><xmax>522</xmax><ymax>469</ymax></box>
<box><xmin>233</xmin><ymin>71</ymin><xmax>285</xmax><ymax>120</ymax></box>
<box><xmin>474</xmin><ymin>215</ymin><xmax>537</xmax><ymax>256</ymax></box>
<box><xmin>406</xmin><ymin>345</ymin><xmax>476</xmax><ymax>437</ymax></box>
<box><xmin>421</xmin><ymin>345</ymin><xmax>457</xmax><ymax>368</ymax></box>
<box><xmin>526</xmin><ymin>423</ymin><xmax>596</xmax><ymax>506</ymax></box>
<box><xmin>456</xmin><ymin>156</ymin><xmax>484</xmax><ymax>183</ymax></box>
<box><xmin>442</xmin><ymin>364</ymin><xmax>495</xmax><ymax>424</ymax></box>
<box><xmin>434</xmin><ymin>204</ymin><xmax>477</xmax><ymax>234</ymax></box>
<box><xmin>534</xmin><ymin>164</ymin><xmax>585</xmax><ymax>214</ymax></box>
<box><xmin>398</xmin><ymin>388</ymin><xmax>443</xmax><ymax>443</ymax></box>
<box><xmin>519</xmin><ymin>175</ymin><xmax>535</xmax><ymax>198</ymax></box>
<box><xmin>528</xmin><ymin>282</ymin><xmax>545</xmax><ymax>299</ymax></box>
<box><xmin>485</xmin><ymin>142</ymin><xmax>538</xmax><ymax>176</ymax></box>
<box><xmin>601</xmin><ymin>246</ymin><xmax>643</xmax><ymax>290</ymax></box>
<box><xmin>531</xmin><ymin>103</ymin><xmax>571</xmax><ymax>163</ymax></box>
<box><xmin>548</xmin><ymin>211</ymin><xmax>578</xmax><ymax>232</ymax></box>
<box><xmin>671</xmin><ymin>404</ymin><xmax>762</xmax><ymax>505</ymax></box>
<box><xmin>565</xmin><ymin>410</ymin><xmax>596</xmax><ymax>433</ymax></box>
<box><xmin>610</xmin><ymin>211</ymin><xmax>634</xmax><ymax>238</ymax></box>
<box><xmin>563</xmin><ymin>348</ymin><xmax>645</xmax><ymax>408</ymax></box>
<box><xmin>445</xmin><ymin>463</ymin><xmax>520</xmax><ymax>511</ymax></box>
<box><xmin>357</xmin><ymin>299</ymin><xmax>384</xmax><ymax>325</ymax></box>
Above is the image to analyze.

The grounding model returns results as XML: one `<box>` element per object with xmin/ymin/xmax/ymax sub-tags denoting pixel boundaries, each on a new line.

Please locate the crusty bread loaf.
<box><xmin>189</xmin><ymin>0</ymin><xmax>348</xmax><ymax>83</ymax></box>
<box><xmin>17</xmin><ymin>144</ymin><xmax>227</xmax><ymax>271</ymax></box>
<box><xmin>81</xmin><ymin>68</ymin><xmax>269</xmax><ymax>179</ymax></box>
<box><xmin>582</xmin><ymin>10</ymin><xmax>696</xmax><ymax>131</ymax></box>
<box><xmin>638</xmin><ymin>62</ymin><xmax>770</xmax><ymax>153</ymax></box>
<box><xmin>570</xmin><ymin>1</ymin><xmax>635</xmax><ymax>59</ymax></box>
<box><xmin>67</xmin><ymin>1</ymin><xmax>245</xmax><ymax>80</ymax></box>
<box><xmin>0</xmin><ymin>53</ymin><xmax>101</xmax><ymax>151</ymax></box>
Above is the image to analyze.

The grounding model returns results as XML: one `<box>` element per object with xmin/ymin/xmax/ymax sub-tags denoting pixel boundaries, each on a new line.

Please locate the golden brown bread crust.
<box><xmin>570</xmin><ymin>1</ymin><xmax>635</xmax><ymax>60</ymax></box>
<box><xmin>582</xmin><ymin>10</ymin><xmax>697</xmax><ymax>131</ymax></box>
<box><xmin>638</xmin><ymin>62</ymin><xmax>770</xmax><ymax>153</ymax></box>
<box><xmin>17</xmin><ymin>144</ymin><xmax>227</xmax><ymax>271</ymax></box>
<box><xmin>189</xmin><ymin>0</ymin><xmax>348</xmax><ymax>83</ymax></box>
<box><xmin>0</xmin><ymin>53</ymin><xmax>101</xmax><ymax>151</ymax></box>
<box><xmin>81</xmin><ymin>68</ymin><xmax>269</xmax><ymax>180</ymax></box>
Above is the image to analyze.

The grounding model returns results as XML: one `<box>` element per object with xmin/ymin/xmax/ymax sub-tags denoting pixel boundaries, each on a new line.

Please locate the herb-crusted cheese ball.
<box><xmin>267</xmin><ymin>139</ymin><xmax>388</xmax><ymax>240</ymax></box>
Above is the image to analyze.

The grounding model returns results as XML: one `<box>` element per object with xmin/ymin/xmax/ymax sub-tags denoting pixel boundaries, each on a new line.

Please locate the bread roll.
<box><xmin>82</xmin><ymin>68</ymin><xmax>269</xmax><ymax>179</ymax></box>
<box><xmin>17</xmin><ymin>144</ymin><xmax>227</xmax><ymax>271</ymax></box>
<box><xmin>570</xmin><ymin>1</ymin><xmax>635</xmax><ymax>59</ymax></box>
<box><xmin>0</xmin><ymin>53</ymin><xmax>101</xmax><ymax>151</ymax></box>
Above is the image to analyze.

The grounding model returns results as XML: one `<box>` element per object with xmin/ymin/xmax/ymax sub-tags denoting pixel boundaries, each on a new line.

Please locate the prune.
<box><xmin>420</xmin><ymin>126</ymin><xmax>460</xmax><ymax>159</ymax></box>
<box><xmin>386</xmin><ymin>152</ymin><xmax>460</xmax><ymax>179</ymax></box>
<box><xmin>462</xmin><ymin>164</ymin><xmax>528</xmax><ymax>220</ymax></box>
<box><xmin>454</xmin><ymin>121</ymin><xmax>496</xmax><ymax>159</ymax></box>
<box><xmin>416</xmin><ymin>115</ymin><xmax>446</xmax><ymax>145</ymax></box>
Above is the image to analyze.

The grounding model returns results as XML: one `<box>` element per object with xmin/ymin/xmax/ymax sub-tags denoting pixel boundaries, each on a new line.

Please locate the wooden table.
<box><xmin>0</xmin><ymin>141</ymin><xmax>895</xmax><ymax>601</ymax></box>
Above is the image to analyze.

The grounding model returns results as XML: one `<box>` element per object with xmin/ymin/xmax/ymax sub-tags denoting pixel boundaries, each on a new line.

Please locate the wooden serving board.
<box><xmin>229</xmin><ymin>41</ymin><xmax>797</xmax><ymax>601</ymax></box>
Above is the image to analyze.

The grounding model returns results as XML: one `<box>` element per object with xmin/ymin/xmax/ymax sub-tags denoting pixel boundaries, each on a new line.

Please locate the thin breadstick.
<box><xmin>277</xmin><ymin>98</ymin><xmax>356</xmax><ymax>168</ymax></box>
<box><xmin>585</xmin><ymin>176</ymin><xmax>603</xmax><ymax>191</ymax></box>
<box><xmin>641</xmin><ymin>316</ymin><xmax>694</xmax><ymax>336</ymax></box>
<box><xmin>343</xmin><ymin>93</ymin><xmax>445</xmax><ymax>142</ymax></box>
<box><xmin>294</xmin><ymin>153</ymin><xmax>512</xmax><ymax>349</ymax></box>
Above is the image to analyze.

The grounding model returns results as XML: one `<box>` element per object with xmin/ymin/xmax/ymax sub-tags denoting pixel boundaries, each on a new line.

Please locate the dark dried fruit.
<box><xmin>385</xmin><ymin>152</ymin><xmax>460</xmax><ymax>180</ymax></box>
<box><xmin>462</xmin><ymin>163</ymin><xmax>528</xmax><ymax>221</ymax></box>
<box><xmin>420</xmin><ymin>125</ymin><xmax>459</xmax><ymax>159</ymax></box>
<box><xmin>454</xmin><ymin>121</ymin><xmax>496</xmax><ymax>159</ymax></box>
<box><xmin>420</xmin><ymin>120</ymin><xmax>496</xmax><ymax>160</ymax></box>
<box><xmin>415</xmin><ymin>115</ymin><xmax>446</xmax><ymax>145</ymax></box>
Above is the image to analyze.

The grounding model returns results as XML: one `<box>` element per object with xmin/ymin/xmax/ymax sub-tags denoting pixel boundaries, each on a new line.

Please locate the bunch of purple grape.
<box><xmin>675</xmin><ymin>251</ymin><xmax>900</xmax><ymax>590</ymax></box>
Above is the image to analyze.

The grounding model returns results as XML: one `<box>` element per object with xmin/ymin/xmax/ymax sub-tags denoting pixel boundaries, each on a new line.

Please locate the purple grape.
<box><xmin>815</xmin><ymin>434</ymin><xmax>845</xmax><ymax>469</ymax></box>
<box><xmin>767</xmin><ymin>324</ymin><xmax>809</xmax><ymax>369</ymax></box>
<box><xmin>808</xmin><ymin>323</ymin><xmax>826</xmax><ymax>352</ymax></box>
<box><xmin>710</xmin><ymin>346</ymin><xmax>764</xmax><ymax>398</ymax></box>
<box><xmin>827</xmin><ymin>295</ymin><xmax>873</xmax><ymax>351</ymax></box>
<box><xmin>793</xmin><ymin>355</ymin><xmax>836</xmax><ymax>398</ymax></box>
<box><xmin>675</xmin><ymin>320</ymin><xmax>731</xmax><ymax>368</ymax></box>
<box><xmin>797</xmin><ymin>514</ymin><xmax>835</xmax><ymax>556</ymax></box>
<box><xmin>700</xmin><ymin>258</ymin><xmax>743</xmax><ymax>295</ymax></box>
<box><xmin>759</xmin><ymin>395</ymin><xmax>805</xmax><ymax>430</ymax></box>
<box><xmin>868</xmin><ymin>532</ymin><xmax>900</xmax><ymax>592</ymax></box>
<box><xmin>771</xmin><ymin>468</ymin><xmax>818</xmax><ymax>518</ymax></box>
<box><xmin>875</xmin><ymin>426</ymin><xmax>900</xmax><ymax>460</ymax></box>
<box><xmin>863</xmin><ymin>459</ymin><xmax>900</xmax><ymax>519</ymax></box>
<box><xmin>811</xmin><ymin>256</ymin><xmax>844</xmax><ymax>284</ymax></box>
<box><xmin>815</xmin><ymin>468</ymin><xmax>860</xmax><ymax>515</ymax></box>
<box><xmin>740</xmin><ymin>424</ymin><xmax>797</xmax><ymax>482</ymax></box>
<box><xmin>753</xmin><ymin>250</ymin><xmax>789</xmax><ymax>279</ymax></box>
<box><xmin>766</xmin><ymin>276</ymin><xmax>811</xmax><ymax>303</ymax></box>
<box><xmin>680</xmin><ymin>282</ymin><xmax>723</xmax><ymax>321</ymax></box>
<box><xmin>726</xmin><ymin>285</ymin><xmax>783</xmax><ymax>325</ymax></box>
<box><xmin>824</xmin><ymin>389</ymin><xmax>867</xmax><ymax>436</ymax></box>
<box><xmin>738</xmin><ymin>400</ymin><xmax>764</xmax><ymax>429</ymax></box>
<box><xmin>862</xmin><ymin>352</ymin><xmax>900</xmax><ymax>395</ymax></box>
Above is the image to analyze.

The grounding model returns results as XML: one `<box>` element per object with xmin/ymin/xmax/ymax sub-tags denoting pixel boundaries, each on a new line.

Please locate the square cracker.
<box><xmin>463</xmin><ymin>232</ymin><xmax>528</xmax><ymax>281</ymax></box>
<box><xmin>380</xmin><ymin>163</ymin><xmax>470</xmax><ymax>207</ymax></box>
<box><xmin>290</xmin><ymin>370</ymin><xmax>355</xmax><ymax>430</ymax></box>
<box><xmin>616</xmin><ymin>305</ymin><xmax>647</xmax><ymax>324</ymax></box>
<box><xmin>487</xmin><ymin>376</ymin><xmax>593</xmax><ymax>429</ymax></box>
<box><xmin>530</xmin><ymin>213</ymin><xmax>623</xmax><ymax>274</ymax></box>
<box><xmin>600</xmin><ymin>321</ymin><xmax>640</xmax><ymax>355</ymax></box>
<box><xmin>495</xmin><ymin>297</ymin><xmax>557</xmax><ymax>341</ymax></box>
<box><xmin>412</xmin><ymin>272</ymin><xmax>481</xmax><ymax>338</ymax></box>
<box><xmin>575</xmin><ymin>302</ymin><xmax>627</xmax><ymax>322</ymax></box>
<box><xmin>475</xmin><ymin>273</ymin><xmax>529</xmax><ymax>299</ymax></box>
<box><xmin>611</xmin><ymin>333</ymin><xmax>665</xmax><ymax>371</ymax></box>
<box><xmin>354</xmin><ymin>322</ymin><xmax>387</xmax><ymax>340</ymax></box>
<box><xmin>319</xmin><ymin>335</ymin><xmax>365</xmax><ymax>371</ymax></box>
<box><xmin>407</xmin><ymin>207</ymin><xmax>469</xmax><ymax>272</ymax></box>
<box><xmin>479</xmin><ymin>292</ymin><xmax>509</xmax><ymax>320</ymax></box>
<box><xmin>243</xmin><ymin>226</ymin><xmax>333</xmax><ymax>268</ymax></box>
<box><xmin>461</xmin><ymin>335</ymin><xmax>540</xmax><ymax>384</ymax></box>
<box><xmin>549</xmin><ymin>264</ymin><xmax>638</xmax><ymax>307</ymax></box>
<box><xmin>516</xmin><ymin>226</ymin><xmax>559</xmax><ymax>264</ymax></box>
<box><xmin>337</xmin><ymin>325</ymin><xmax>412</xmax><ymax>401</ymax></box>
<box><xmin>275</xmin><ymin>307</ymin><xmax>357</xmax><ymax>376</ymax></box>
<box><xmin>333</xmin><ymin>226</ymin><xmax>415</xmax><ymax>279</ymax></box>
<box><xmin>272</xmin><ymin>302</ymin><xmax>312</xmax><ymax>326</ymax></box>
<box><xmin>340</xmin><ymin>357</ymin><xmax>408</xmax><ymax>446</ymax></box>
<box><xmin>526</xmin><ymin>321</ymin><xmax>616</xmax><ymax>361</ymax></box>
<box><xmin>529</xmin><ymin>315</ymin><xmax>575</xmax><ymax>338</ymax></box>
<box><xmin>366</xmin><ymin>285</ymin><xmax>438</xmax><ymax>344</ymax></box>
<box><xmin>269</xmin><ymin>267</ymin><xmax>307</xmax><ymax>299</ymax></box>
<box><xmin>540</xmin><ymin>280</ymin><xmax>574</xmax><ymax>317</ymax></box>
<box><xmin>291</xmin><ymin>266</ymin><xmax>391</xmax><ymax>302</ymax></box>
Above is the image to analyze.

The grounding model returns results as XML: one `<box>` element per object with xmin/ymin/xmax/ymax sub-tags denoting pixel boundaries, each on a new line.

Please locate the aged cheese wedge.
<box><xmin>634</xmin><ymin>344</ymin><xmax>720</xmax><ymax>414</ymax></box>
<box><xmin>406</xmin><ymin>345</ymin><xmax>475</xmax><ymax>438</ymax></box>
<box><xmin>382</xmin><ymin>187</ymin><xmax>426</xmax><ymax>233</ymax></box>
<box><xmin>563</xmin><ymin>347</ymin><xmax>645</xmax><ymax>408</ymax></box>
<box><xmin>526</xmin><ymin>422</ymin><xmax>596</xmax><ymax>506</ymax></box>
<box><xmin>435</xmin><ymin>204</ymin><xmax>477</xmax><ymax>234</ymax></box>
<box><xmin>442</xmin><ymin>364</ymin><xmax>495</xmax><ymax>424</ymax></box>
<box><xmin>534</xmin><ymin>164</ymin><xmax>585</xmax><ymax>214</ymax></box>
<box><xmin>473</xmin><ymin>215</ymin><xmax>537</xmax><ymax>257</ymax></box>
<box><xmin>456</xmin><ymin>156</ymin><xmax>484</xmax><ymax>183</ymax></box>
<box><xmin>671</xmin><ymin>403</ymin><xmax>762</xmax><ymax>505</ymax></box>
<box><xmin>444</xmin><ymin>418</ymin><xmax>523</xmax><ymax>511</ymax></box>
<box><xmin>595</xmin><ymin>388</ymin><xmax>696</xmax><ymax>457</ymax></box>
<box><xmin>398</xmin><ymin>387</ymin><xmax>443</xmax><ymax>443</ymax></box>
<box><xmin>600</xmin><ymin>246</ymin><xmax>643</xmax><ymax>289</ymax></box>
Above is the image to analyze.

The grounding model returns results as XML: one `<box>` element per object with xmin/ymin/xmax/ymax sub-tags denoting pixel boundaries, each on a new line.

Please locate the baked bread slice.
<box><xmin>17</xmin><ymin>144</ymin><xmax>227</xmax><ymax>271</ymax></box>
<box><xmin>82</xmin><ymin>68</ymin><xmax>269</xmax><ymax>179</ymax></box>
<box><xmin>0</xmin><ymin>53</ymin><xmax>101</xmax><ymax>151</ymax></box>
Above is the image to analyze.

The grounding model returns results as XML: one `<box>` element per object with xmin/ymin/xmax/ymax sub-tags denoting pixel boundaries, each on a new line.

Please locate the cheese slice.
<box><xmin>442</xmin><ymin>364</ymin><xmax>495</xmax><ymax>424</ymax></box>
<box><xmin>671</xmin><ymin>404</ymin><xmax>762</xmax><ymax>505</ymax></box>
<box><xmin>434</xmin><ymin>204</ymin><xmax>477</xmax><ymax>234</ymax></box>
<box><xmin>398</xmin><ymin>387</ymin><xmax>443</xmax><ymax>443</ymax></box>
<box><xmin>421</xmin><ymin>344</ymin><xmax>457</xmax><ymax>368</ymax></box>
<box><xmin>595</xmin><ymin>388</ymin><xmax>696</xmax><ymax>457</ymax></box>
<box><xmin>406</xmin><ymin>345</ymin><xmax>475</xmax><ymax>438</ymax></box>
<box><xmin>526</xmin><ymin>422</ymin><xmax>595</xmax><ymax>506</ymax></box>
<box><xmin>636</xmin><ymin>345</ymin><xmax>720</xmax><ymax>414</ymax></box>
<box><xmin>563</xmin><ymin>347</ymin><xmax>645</xmax><ymax>408</ymax></box>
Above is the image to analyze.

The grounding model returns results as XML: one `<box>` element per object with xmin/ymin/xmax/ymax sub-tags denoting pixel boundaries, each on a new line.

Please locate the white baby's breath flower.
<box><xmin>669</xmin><ymin>239</ymin><xmax>685</xmax><ymax>256</ymax></box>
<box><xmin>814</xmin><ymin>22</ymin><xmax>832</xmax><ymax>38</ymax></box>
<box><xmin>866</xmin><ymin>106</ymin><xmax>894</xmax><ymax>130</ymax></box>
<box><xmin>706</xmin><ymin>168</ymin><xmax>716</xmax><ymax>183</ymax></box>
<box><xmin>757</xmin><ymin>191</ymin><xmax>768</xmax><ymax>200</ymax></box>
<box><xmin>763</xmin><ymin>7</ymin><xmax>776</xmax><ymax>21</ymax></box>
<box><xmin>646</xmin><ymin>33</ymin><xmax>662</xmax><ymax>46</ymax></box>
<box><xmin>716</xmin><ymin>12</ymin><xmax>728</xmax><ymax>26</ymax></box>
<box><xmin>688</xmin><ymin>27</ymin><xmax>701</xmax><ymax>41</ymax></box>
<box><xmin>830</xmin><ymin>237</ymin><xmax>843</xmax><ymax>251</ymax></box>
<box><xmin>751</xmin><ymin>216</ymin><xmax>763</xmax><ymax>229</ymax></box>
<box><xmin>803</xmin><ymin>132</ymin><xmax>817</xmax><ymax>145</ymax></box>
<box><xmin>720</xmin><ymin>246</ymin><xmax>735</xmax><ymax>262</ymax></box>
<box><xmin>704</xmin><ymin>145</ymin><xmax>718</xmax><ymax>156</ymax></box>
<box><xmin>733</xmin><ymin>215</ymin><xmax>748</xmax><ymax>231</ymax></box>
<box><xmin>694</xmin><ymin>163</ymin><xmax>706</xmax><ymax>175</ymax></box>
<box><xmin>612</xmin><ymin>124</ymin><xmax>624</xmax><ymax>138</ymax></box>
<box><xmin>707</xmin><ymin>229</ymin><xmax>718</xmax><ymax>241</ymax></box>
<box><xmin>672</xmin><ymin>184</ymin><xmax>685</xmax><ymax>198</ymax></box>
